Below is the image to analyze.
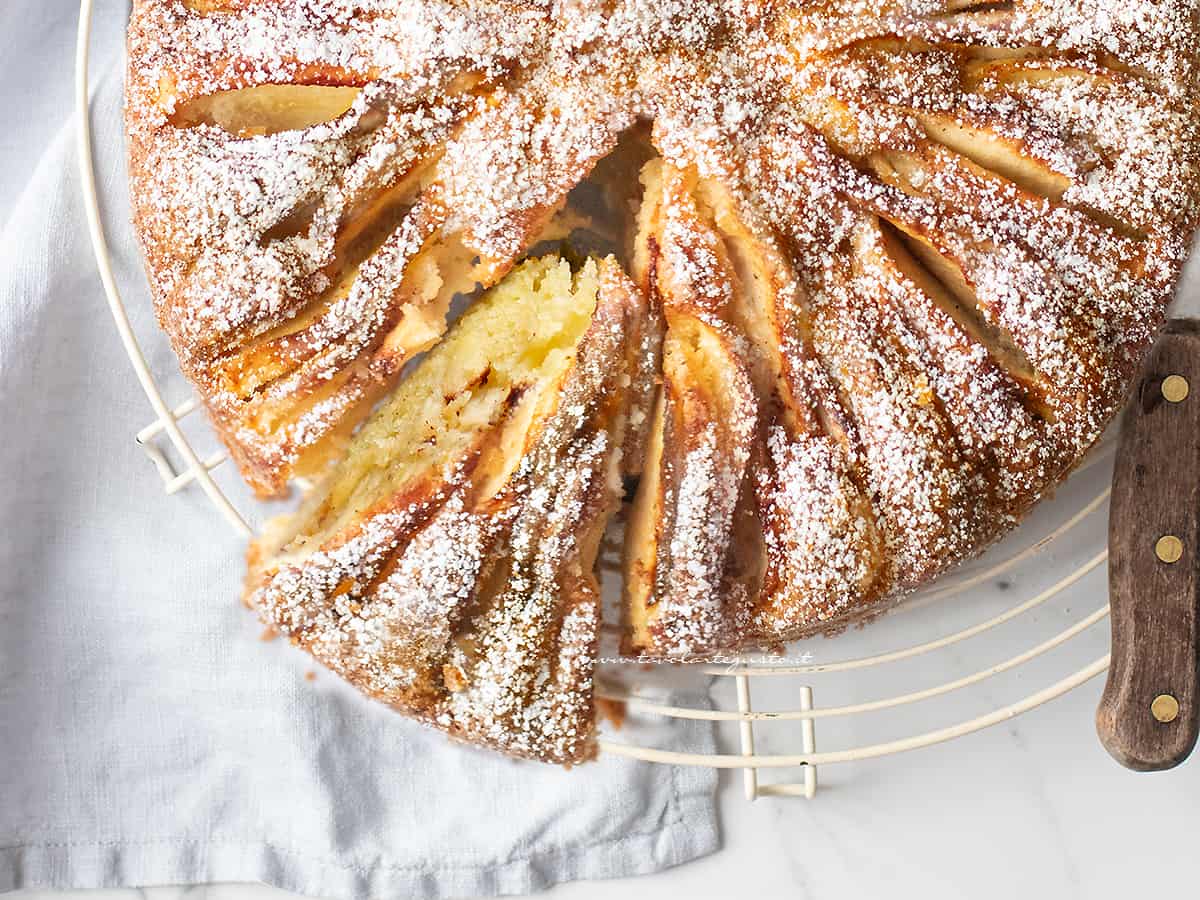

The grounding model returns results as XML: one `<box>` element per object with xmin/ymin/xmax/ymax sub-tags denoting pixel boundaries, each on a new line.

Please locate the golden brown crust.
<box><xmin>127</xmin><ymin>0</ymin><xmax>626</xmax><ymax>495</ymax></box>
<box><xmin>130</xmin><ymin>3</ymin><xmax>1200</xmax><ymax>697</ymax></box>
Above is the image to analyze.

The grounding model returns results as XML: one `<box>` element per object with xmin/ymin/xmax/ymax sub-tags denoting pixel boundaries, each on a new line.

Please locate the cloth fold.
<box><xmin>0</xmin><ymin>2</ymin><xmax>720</xmax><ymax>897</ymax></box>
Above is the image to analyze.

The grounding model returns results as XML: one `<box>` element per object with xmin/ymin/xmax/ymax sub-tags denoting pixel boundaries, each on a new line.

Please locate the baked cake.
<box><xmin>245</xmin><ymin>256</ymin><xmax>648</xmax><ymax>763</ymax></box>
<box><xmin>127</xmin><ymin>0</ymin><xmax>1200</xmax><ymax>759</ymax></box>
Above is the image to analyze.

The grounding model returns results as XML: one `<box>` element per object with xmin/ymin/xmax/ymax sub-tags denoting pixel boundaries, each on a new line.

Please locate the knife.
<box><xmin>1096</xmin><ymin>300</ymin><xmax>1200</xmax><ymax>770</ymax></box>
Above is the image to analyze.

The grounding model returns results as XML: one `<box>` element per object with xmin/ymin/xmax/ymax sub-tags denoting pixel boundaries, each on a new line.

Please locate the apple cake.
<box><xmin>128</xmin><ymin>0</ymin><xmax>1200</xmax><ymax>760</ymax></box>
<box><xmin>244</xmin><ymin>256</ymin><xmax>648</xmax><ymax>763</ymax></box>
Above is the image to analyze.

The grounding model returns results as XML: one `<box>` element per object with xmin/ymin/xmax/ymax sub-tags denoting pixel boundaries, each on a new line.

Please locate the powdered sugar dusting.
<box><xmin>130</xmin><ymin>0</ymin><xmax>1200</xmax><ymax>755</ymax></box>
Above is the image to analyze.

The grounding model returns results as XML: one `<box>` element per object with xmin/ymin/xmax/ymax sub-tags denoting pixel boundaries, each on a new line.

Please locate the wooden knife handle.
<box><xmin>1097</xmin><ymin>320</ymin><xmax>1200</xmax><ymax>771</ymax></box>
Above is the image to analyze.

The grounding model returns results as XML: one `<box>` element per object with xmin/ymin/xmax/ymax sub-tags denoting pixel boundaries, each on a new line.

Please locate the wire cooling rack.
<box><xmin>76</xmin><ymin>0</ymin><xmax>1115</xmax><ymax>799</ymax></box>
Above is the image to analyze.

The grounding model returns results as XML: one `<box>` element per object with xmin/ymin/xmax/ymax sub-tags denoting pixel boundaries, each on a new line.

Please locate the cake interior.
<box><xmin>254</xmin><ymin>255</ymin><xmax>604</xmax><ymax>569</ymax></box>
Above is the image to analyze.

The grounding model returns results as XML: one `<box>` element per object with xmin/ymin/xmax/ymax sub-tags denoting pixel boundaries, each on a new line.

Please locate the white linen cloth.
<box><xmin>0</xmin><ymin>2</ymin><xmax>720</xmax><ymax>897</ymax></box>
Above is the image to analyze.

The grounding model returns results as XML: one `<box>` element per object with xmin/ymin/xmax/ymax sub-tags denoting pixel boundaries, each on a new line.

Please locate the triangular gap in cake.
<box><xmin>289</xmin><ymin>113</ymin><xmax>657</xmax><ymax>486</ymax></box>
<box><xmin>527</xmin><ymin>122</ymin><xmax>659</xmax><ymax>271</ymax></box>
<box><xmin>525</xmin><ymin>123</ymin><xmax>664</xmax><ymax>482</ymax></box>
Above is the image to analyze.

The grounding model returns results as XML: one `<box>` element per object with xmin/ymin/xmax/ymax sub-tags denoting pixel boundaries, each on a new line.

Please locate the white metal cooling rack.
<box><xmin>76</xmin><ymin>0</ymin><xmax>1115</xmax><ymax>799</ymax></box>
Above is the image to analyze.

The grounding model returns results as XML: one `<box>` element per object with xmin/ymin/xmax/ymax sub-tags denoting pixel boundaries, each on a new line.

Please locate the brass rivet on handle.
<box><xmin>1162</xmin><ymin>374</ymin><xmax>1190</xmax><ymax>403</ymax></box>
<box><xmin>1152</xmin><ymin>694</ymin><xmax>1180</xmax><ymax>724</ymax></box>
<box><xmin>1156</xmin><ymin>535</ymin><xmax>1185</xmax><ymax>564</ymax></box>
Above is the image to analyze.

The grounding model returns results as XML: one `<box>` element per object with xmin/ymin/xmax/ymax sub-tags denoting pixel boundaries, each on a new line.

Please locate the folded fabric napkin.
<box><xmin>0</xmin><ymin>2</ymin><xmax>719</xmax><ymax>897</ymax></box>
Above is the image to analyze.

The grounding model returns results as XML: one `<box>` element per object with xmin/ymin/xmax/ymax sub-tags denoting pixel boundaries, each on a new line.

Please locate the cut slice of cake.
<box><xmin>245</xmin><ymin>256</ymin><xmax>647</xmax><ymax>764</ymax></box>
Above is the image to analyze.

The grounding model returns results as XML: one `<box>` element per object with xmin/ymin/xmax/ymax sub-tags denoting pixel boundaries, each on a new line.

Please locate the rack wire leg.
<box><xmin>750</xmin><ymin>686</ymin><xmax>818</xmax><ymax>799</ymax></box>
<box><xmin>799</xmin><ymin>685</ymin><xmax>818</xmax><ymax>798</ymax></box>
<box><xmin>735</xmin><ymin>675</ymin><xmax>759</xmax><ymax>801</ymax></box>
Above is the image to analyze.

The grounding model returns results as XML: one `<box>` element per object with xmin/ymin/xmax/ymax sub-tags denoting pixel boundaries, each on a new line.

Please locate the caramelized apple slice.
<box><xmin>623</xmin><ymin>316</ymin><xmax>756</xmax><ymax>657</ymax></box>
<box><xmin>683</xmin><ymin>174</ymin><xmax>891</xmax><ymax>643</ymax></box>
<box><xmin>623</xmin><ymin>162</ymin><xmax>757</xmax><ymax>657</ymax></box>
<box><xmin>871</xmin><ymin>221</ymin><xmax>1058</xmax><ymax>505</ymax></box>
<box><xmin>966</xmin><ymin>58</ymin><xmax>1200</xmax><ymax>235</ymax></box>
<box><xmin>171</xmin><ymin>84</ymin><xmax>364</xmax><ymax>136</ymax></box>
<box><xmin>866</xmin><ymin>139</ymin><xmax>1158</xmax><ymax>439</ymax></box>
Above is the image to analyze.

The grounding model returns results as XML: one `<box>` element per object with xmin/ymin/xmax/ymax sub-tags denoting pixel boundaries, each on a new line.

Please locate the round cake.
<box><xmin>127</xmin><ymin>0</ymin><xmax>1200</xmax><ymax>762</ymax></box>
